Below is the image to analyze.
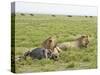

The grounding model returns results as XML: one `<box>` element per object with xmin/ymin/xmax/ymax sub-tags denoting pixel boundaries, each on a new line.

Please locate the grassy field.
<box><xmin>12</xmin><ymin>13</ymin><xmax>97</xmax><ymax>73</ymax></box>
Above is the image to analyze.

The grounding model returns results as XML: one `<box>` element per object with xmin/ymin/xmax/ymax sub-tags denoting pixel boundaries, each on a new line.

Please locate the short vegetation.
<box><xmin>11</xmin><ymin>13</ymin><xmax>97</xmax><ymax>73</ymax></box>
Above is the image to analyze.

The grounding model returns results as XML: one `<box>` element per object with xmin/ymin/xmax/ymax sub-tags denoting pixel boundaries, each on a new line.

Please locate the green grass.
<box><xmin>12</xmin><ymin>13</ymin><xmax>97</xmax><ymax>73</ymax></box>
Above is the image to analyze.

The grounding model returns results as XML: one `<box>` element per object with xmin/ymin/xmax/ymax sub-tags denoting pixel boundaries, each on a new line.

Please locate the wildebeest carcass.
<box><xmin>24</xmin><ymin>48</ymin><xmax>59</xmax><ymax>61</ymax></box>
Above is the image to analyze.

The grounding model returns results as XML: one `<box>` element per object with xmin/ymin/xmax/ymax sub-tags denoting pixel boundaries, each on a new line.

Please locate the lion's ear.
<box><xmin>81</xmin><ymin>35</ymin><xmax>85</xmax><ymax>38</ymax></box>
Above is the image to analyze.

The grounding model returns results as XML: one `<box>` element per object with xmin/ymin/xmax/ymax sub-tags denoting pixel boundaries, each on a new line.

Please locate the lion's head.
<box><xmin>77</xmin><ymin>35</ymin><xmax>89</xmax><ymax>48</ymax></box>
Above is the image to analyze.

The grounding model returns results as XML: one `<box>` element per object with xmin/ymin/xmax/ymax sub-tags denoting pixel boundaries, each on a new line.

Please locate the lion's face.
<box><xmin>51</xmin><ymin>54</ymin><xmax>59</xmax><ymax>61</ymax></box>
<box><xmin>80</xmin><ymin>35</ymin><xmax>89</xmax><ymax>48</ymax></box>
<box><xmin>48</xmin><ymin>47</ymin><xmax>60</xmax><ymax>61</ymax></box>
<box><xmin>43</xmin><ymin>36</ymin><xmax>57</xmax><ymax>50</ymax></box>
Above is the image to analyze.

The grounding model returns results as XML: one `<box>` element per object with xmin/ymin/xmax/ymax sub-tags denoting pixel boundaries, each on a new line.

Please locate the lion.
<box><xmin>41</xmin><ymin>36</ymin><xmax>59</xmax><ymax>59</ymax></box>
<box><xmin>50</xmin><ymin>47</ymin><xmax>62</xmax><ymax>60</ymax></box>
<box><xmin>57</xmin><ymin>35</ymin><xmax>89</xmax><ymax>50</ymax></box>
<box><xmin>42</xmin><ymin>36</ymin><xmax>57</xmax><ymax>50</ymax></box>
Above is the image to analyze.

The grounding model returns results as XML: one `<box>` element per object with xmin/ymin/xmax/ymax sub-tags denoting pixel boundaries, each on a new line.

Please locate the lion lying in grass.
<box><xmin>16</xmin><ymin>35</ymin><xmax>89</xmax><ymax>61</ymax></box>
<box><xmin>57</xmin><ymin>35</ymin><xmax>89</xmax><ymax>50</ymax></box>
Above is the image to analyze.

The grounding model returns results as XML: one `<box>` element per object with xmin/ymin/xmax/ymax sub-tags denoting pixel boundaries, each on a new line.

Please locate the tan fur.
<box><xmin>51</xmin><ymin>47</ymin><xmax>62</xmax><ymax>59</ymax></box>
<box><xmin>42</xmin><ymin>36</ymin><xmax>57</xmax><ymax>51</ymax></box>
<box><xmin>53</xmin><ymin>47</ymin><xmax>62</xmax><ymax>54</ymax></box>
<box><xmin>41</xmin><ymin>36</ymin><xmax>58</xmax><ymax>58</ymax></box>
<box><xmin>58</xmin><ymin>35</ymin><xmax>89</xmax><ymax>50</ymax></box>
